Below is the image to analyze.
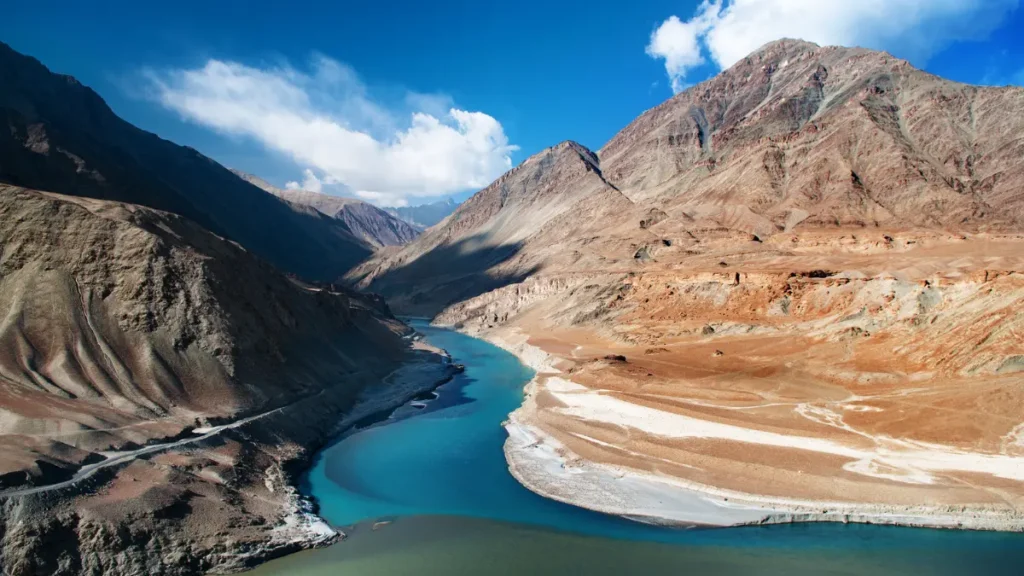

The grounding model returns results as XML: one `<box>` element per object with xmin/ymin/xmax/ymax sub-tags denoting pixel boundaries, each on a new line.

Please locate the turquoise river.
<box><xmin>247</xmin><ymin>320</ymin><xmax>1024</xmax><ymax>575</ymax></box>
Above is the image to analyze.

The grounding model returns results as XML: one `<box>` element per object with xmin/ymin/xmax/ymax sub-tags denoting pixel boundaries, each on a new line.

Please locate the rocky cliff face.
<box><xmin>232</xmin><ymin>171</ymin><xmax>420</xmax><ymax>248</ymax></box>
<box><xmin>0</xmin><ymin>42</ymin><xmax>371</xmax><ymax>282</ymax></box>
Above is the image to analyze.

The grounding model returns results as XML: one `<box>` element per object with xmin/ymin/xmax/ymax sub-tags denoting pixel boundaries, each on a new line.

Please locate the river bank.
<box><xmin>0</xmin><ymin>346</ymin><xmax>458</xmax><ymax>576</ymax></box>
<box><xmin>446</xmin><ymin>323</ymin><xmax>1024</xmax><ymax>532</ymax></box>
<box><xmin>257</xmin><ymin>352</ymin><xmax>462</xmax><ymax>554</ymax></box>
<box><xmin>244</xmin><ymin>321</ymin><xmax>1024</xmax><ymax>576</ymax></box>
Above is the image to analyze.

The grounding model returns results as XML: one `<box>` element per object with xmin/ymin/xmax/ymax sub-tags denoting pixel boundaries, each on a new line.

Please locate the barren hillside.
<box><xmin>361</xmin><ymin>40</ymin><xmax>1024</xmax><ymax>529</ymax></box>
<box><xmin>0</xmin><ymin>184</ymin><xmax>455</xmax><ymax>573</ymax></box>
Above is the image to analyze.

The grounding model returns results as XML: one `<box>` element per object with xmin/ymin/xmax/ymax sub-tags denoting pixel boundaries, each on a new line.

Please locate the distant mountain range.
<box><xmin>385</xmin><ymin>197</ymin><xmax>459</xmax><ymax>229</ymax></box>
<box><xmin>231</xmin><ymin>170</ymin><xmax>420</xmax><ymax>249</ymax></box>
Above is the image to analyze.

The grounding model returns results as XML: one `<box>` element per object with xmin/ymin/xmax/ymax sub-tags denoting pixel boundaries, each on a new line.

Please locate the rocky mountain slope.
<box><xmin>360</xmin><ymin>40</ymin><xmax>1024</xmax><ymax>529</ymax></box>
<box><xmin>349</xmin><ymin>141</ymin><xmax>638</xmax><ymax>314</ymax></box>
<box><xmin>358</xmin><ymin>40</ymin><xmax>1024</xmax><ymax>314</ymax></box>
<box><xmin>599</xmin><ymin>39</ymin><xmax>1024</xmax><ymax>230</ymax></box>
<box><xmin>232</xmin><ymin>170</ymin><xmax>420</xmax><ymax>248</ymax></box>
<box><xmin>386</xmin><ymin>197</ymin><xmax>459</xmax><ymax>229</ymax></box>
<box><xmin>0</xmin><ymin>184</ymin><xmax>454</xmax><ymax>574</ymax></box>
<box><xmin>0</xmin><ymin>42</ymin><xmax>452</xmax><ymax>574</ymax></box>
<box><xmin>0</xmin><ymin>42</ymin><xmax>371</xmax><ymax>281</ymax></box>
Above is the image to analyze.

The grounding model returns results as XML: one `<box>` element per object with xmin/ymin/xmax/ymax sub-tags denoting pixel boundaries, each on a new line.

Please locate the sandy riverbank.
<box><xmin>452</xmin><ymin>325</ymin><xmax>1024</xmax><ymax>532</ymax></box>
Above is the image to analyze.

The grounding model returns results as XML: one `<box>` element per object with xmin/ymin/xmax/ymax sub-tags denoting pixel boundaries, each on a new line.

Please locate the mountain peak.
<box><xmin>518</xmin><ymin>140</ymin><xmax>599</xmax><ymax>171</ymax></box>
<box><xmin>749</xmin><ymin>38</ymin><xmax>821</xmax><ymax>56</ymax></box>
<box><xmin>527</xmin><ymin>139</ymin><xmax>594</xmax><ymax>158</ymax></box>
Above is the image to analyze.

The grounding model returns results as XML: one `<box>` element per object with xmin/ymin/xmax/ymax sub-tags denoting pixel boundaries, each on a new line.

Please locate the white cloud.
<box><xmin>644</xmin><ymin>3</ymin><xmax>720</xmax><ymax>93</ymax></box>
<box><xmin>285</xmin><ymin>168</ymin><xmax>325</xmax><ymax>193</ymax></box>
<box><xmin>647</xmin><ymin>0</ymin><xmax>1018</xmax><ymax>93</ymax></box>
<box><xmin>147</xmin><ymin>56</ymin><xmax>518</xmax><ymax>206</ymax></box>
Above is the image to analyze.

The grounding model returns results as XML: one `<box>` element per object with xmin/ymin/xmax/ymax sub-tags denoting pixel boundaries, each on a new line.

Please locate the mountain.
<box><xmin>386</xmin><ymin>197</ymin><xmax>459</xmax><ymax>229</ymax></box>
<box><xmin>0</xmin><ymin>41</ymin><xmax>371</xmax><ymax>281</ymax></box>
<box><xmin>598</xmin><ymin>38</ymin><xmax>1024</xmax><ymax>229</ymax></box>
<box><xmin>357</xmin><ymin>40</ymin><xmax>1024</xmax><ymax>528</ymax></box>
<box><xmin>0</xmin><ymin>42</ymin><xmax>455</xmax><ymax>573</ymax></box>
<box><xmin>0</xmin><ymin>184</ymin><xmax>457</xmax><ymax>573</ymax></box>
<box><xmin>232</xmin><ymin>170</ymin><xmax>420</xmax><ymax>248</ymax></box>
<box><xmin>348</xmin><ymin>140</ymin><xmax>634</xmax><ymax>314</ymax></box>
<box><xmin>0</xmin><ymin>184</ymin><xmax>404</xmax><ymax>484</ymax></box>
<box><xmin>357</xmin><ymin>39</ymin><xmax>1024</xmax><ymax>313</ymax></box>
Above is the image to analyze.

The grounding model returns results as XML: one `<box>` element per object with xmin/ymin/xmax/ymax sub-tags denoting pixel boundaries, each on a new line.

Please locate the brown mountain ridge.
<box><xmin>358</xmin><ymin>40</ymin><xmax>1024</xmax><ymax>530</ymax></box>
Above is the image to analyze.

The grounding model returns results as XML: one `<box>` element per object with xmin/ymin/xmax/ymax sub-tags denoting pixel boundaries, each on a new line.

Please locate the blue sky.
<box><xmin>3</xmin><ymin>1</ymin><xmax>1023</xmax><ymax>206</ymax></box>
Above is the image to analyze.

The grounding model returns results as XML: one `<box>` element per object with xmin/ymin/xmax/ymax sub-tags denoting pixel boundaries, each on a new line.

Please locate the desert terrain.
<box><xmin>455</xmin><ymin>235</ymin><xmax>1024</xmax><ymax>529</ymax></box>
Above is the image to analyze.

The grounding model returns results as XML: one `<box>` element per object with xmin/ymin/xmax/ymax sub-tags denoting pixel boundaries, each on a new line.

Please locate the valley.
<box><xmin>1</xmin><ymin>25</ymin><xmax>1023</xmax><ymax>576</ymax></box>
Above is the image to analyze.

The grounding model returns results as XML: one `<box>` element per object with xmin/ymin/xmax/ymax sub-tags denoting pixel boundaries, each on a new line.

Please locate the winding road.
<box><xmin>0</xmin><ymin>405</ymin><xmax>286</xmax><ymax>499</ymax></box>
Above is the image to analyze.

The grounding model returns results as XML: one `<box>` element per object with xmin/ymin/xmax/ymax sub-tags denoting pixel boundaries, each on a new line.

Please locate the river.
<box><xmin>246</xmin><ymin>320</ymin><xmax>1024</xmax><ymax>575</ymax></box>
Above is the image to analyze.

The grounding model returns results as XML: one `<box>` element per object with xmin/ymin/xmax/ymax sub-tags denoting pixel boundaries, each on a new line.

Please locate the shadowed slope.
<box><xmin>350</xmin><ymin>141</ymin><xmax>638</xmax><ymax>315</ymax></box>
<box><xmin>0</xmin><ymin>184</ymin><xmax>408</xmax><ymax>487</ymax></box>
<box><xmin>0</xmin><ymin>42</ymin><xmax>371</xmax><ymax>281</ymax></box>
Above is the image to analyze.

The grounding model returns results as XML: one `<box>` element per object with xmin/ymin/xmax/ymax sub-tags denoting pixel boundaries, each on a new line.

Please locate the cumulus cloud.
<box><xmin>285</xmin><ymin>168</ymin><xmax>328</xmax><ymax>193</ymax></box>
<box><xmin>644</xmin><ymin>3</ymin><xmax>720</xmax><ymax>93</ymax></box>
<box><xmin>647</xmin><ymin>0</ymin><xmax>1019</xmax><ymax>93</ymax></box>
<box><xmin>146</xmin><ymin>56</ymin><xmax>518</xmax><ymax>206</ymax></box>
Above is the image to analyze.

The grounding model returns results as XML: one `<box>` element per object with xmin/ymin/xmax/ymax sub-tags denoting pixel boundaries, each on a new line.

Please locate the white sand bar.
<box><xmin>545</xmin><ymin>377</ymin><xmax>1024</xmax><ymax>485</ymax></box>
